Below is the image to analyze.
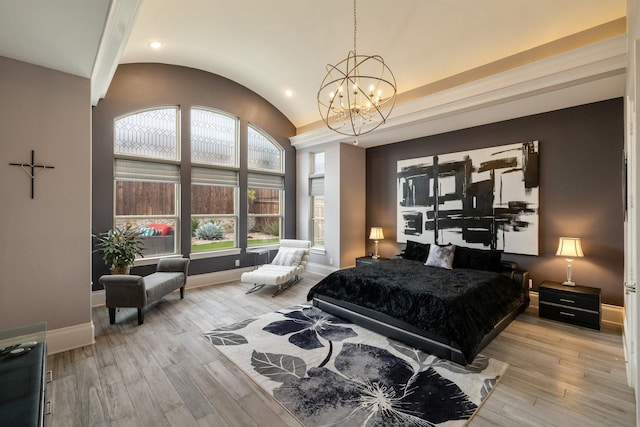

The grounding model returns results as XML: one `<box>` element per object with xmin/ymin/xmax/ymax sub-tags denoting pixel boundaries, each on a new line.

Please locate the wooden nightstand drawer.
<box><xmin>539</xmin><ymin>303</ymin><xmax>600</xmax><ymax>330</ymax></box>
<box><xmin>538</xmin><ymin>287</ymin><xmax>599</xmax><ymax>312</ymax></box>
<box><xmin>538</xmin><ymin>280</ymin><xmax>601</xmax><ymax>330</ymax></box>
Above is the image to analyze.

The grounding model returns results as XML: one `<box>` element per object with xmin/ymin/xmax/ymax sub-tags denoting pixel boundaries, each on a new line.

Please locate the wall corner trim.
<box><xmin>47</xmin><ymin>322</ymin><xmax>95</xmax><ymax>355</ymax></box>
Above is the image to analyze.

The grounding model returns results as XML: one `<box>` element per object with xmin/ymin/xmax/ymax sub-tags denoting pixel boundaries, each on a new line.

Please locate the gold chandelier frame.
<box><xmin>317</xmin><ymin>0</ymin><xmax>397</xmax><ymax>137</ymax></box>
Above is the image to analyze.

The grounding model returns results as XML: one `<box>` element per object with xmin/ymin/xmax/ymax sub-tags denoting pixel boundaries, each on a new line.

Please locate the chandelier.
<box><xmin>317</xmin><ymin>0</ymin><xmax>397</xmax><ymax>138</ymax></box>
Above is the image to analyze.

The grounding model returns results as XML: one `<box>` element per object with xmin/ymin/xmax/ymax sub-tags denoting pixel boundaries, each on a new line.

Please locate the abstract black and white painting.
<box><xmin>397</xmin><ymin>141</ymin><xmax>539</xmax><ymax>255</ymax></box>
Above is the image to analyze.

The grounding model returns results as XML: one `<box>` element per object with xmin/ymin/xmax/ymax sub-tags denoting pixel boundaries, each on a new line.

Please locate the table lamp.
<box><xmin>369</xmin><ymin>227</ymin><xmax>384</xmax><ymax>259</ymax></box>
<box><xmin>556</xmin><ymin>237</ymin><xmax>584</xmax><ymax>286</ymax></box>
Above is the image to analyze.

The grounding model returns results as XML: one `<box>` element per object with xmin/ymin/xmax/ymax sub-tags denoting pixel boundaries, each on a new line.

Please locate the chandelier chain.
<box><xmin>353</xmin><ymin>0</ymin><xmax>357</xmax><ymax>53</ymax></box>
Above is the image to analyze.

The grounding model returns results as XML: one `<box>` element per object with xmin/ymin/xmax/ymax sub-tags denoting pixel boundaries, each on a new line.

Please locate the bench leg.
<box><xmin>108</xmin><ymin>308</ymin><xmax>116</xmax><ymax>324</ymax></box>
<box><xmin>138</xmin><ymin>308</ymin><xmax>144</xmax><ymax>325</ymax></box>
<box><xmin>180</xmin><ymin>286</ymin><xmax>185</xmax><ymax>299</ymax></box>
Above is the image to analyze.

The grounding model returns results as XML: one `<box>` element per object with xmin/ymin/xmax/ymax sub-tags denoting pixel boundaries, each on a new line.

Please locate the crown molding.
<box><xmin>291</xmin><ymin>35</ymin><xmax>627</xmax><ymax>149</ymax></box>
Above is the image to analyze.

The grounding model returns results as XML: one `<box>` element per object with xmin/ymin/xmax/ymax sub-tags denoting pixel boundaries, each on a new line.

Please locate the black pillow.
<box><xmin>402</xmin><ymin>240</ymin><xmax>431</xmax><ymax>262</ymax></box>
<box><xmin>452</xmin><ymin>245</ymin><xmax>502</xmax><ymax>272</ymax></box>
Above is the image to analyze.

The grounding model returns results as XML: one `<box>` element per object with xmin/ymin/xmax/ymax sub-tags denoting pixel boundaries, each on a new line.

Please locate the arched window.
<box><xmin>115</xmin><ymin>107</ymin><xmax>179</xmax><ymax>160</ymax></box>
<box><xmin>247</xmin><ymin>125</ymin><xmax>284</xmax><ymax>246</ymax></box>
<box><xmin>248</xmin><ymin>125</ymin><xmax>283</xmax><ymax>172</ymax></box>
<box><xmin>191</xmin><ymin>108</ymin><xmax>240</xmax><ymax>252</ymax></box>
<box><xmin>191</xmin><ymin>107</ymin><xmax>238</xmax><ymax>167</ymax></box>
<box><xmin>111</xmin><ymin>107</ymin><xmax>286</xmax><ymax>260</ymax></box>
<box><xmin>114</xmin><ymin>107</ymin><xmax>180</xmax><ymax>258</ymax></box>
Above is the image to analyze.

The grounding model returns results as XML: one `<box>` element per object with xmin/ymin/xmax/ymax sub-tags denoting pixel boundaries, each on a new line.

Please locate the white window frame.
<box><xmin>190</xmin><ymin>108</ymin><xmax>241</xmax><ymax>257</ymax></box>
<box><xmin>310</xmin><ymin>152</ymin><xmax>325</xmax><ymax>249</ymax></box>
<box><xmin>113</xmin><ymin>107</ymin><xmax>182</xmax><ymax>262</ymax></box>
<box><xmin>247</xmin><ymin>125</ymin><xmax>285</xmax><ymax>248</ymax></box>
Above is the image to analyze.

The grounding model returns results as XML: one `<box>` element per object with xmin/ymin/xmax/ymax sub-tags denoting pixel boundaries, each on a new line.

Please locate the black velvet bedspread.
<box><xmin>306</xmin><ymin>258</ymin><xmax>524</xmax><ymax>361</ymax></box>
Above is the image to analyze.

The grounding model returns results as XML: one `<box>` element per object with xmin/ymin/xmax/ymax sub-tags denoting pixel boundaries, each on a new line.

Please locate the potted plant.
<box><xmin>93</xmin><ymin>225</ymin><xmax>145</xmax><ymax>274</ymax></box>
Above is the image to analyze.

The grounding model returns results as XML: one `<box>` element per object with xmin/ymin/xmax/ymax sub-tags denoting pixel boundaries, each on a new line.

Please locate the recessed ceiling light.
<box><xmin>285</xmin><ymin>89</ymin><xmax>294</xmax><ymax>98</ymax></box>
<box><xmin>149</xmin><ymin>41</ymin><xmax>163</xmax><ymax>49</ymax></box>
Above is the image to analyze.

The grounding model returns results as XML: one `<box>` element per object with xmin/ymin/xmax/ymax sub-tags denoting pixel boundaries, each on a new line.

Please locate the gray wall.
<box><xmin>0</xmin><ymin>56</ymin><xmax>92</xmax><ymax>331</ymax></box>
<box><xmin>366</xmin><ymin>98</ymin><xmax>625</xmax><ymax>306</ymax></box>
<box><xmin>92</xmin><ymin>63</ymin><xmax>296</xmax><ymax>287</ymax></box>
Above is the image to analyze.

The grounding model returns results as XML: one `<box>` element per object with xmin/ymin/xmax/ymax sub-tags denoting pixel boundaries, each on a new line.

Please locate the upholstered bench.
<box><xmin>99</xmin><ymin>258</ymin><xmax>190</xmax><ymax>325</ymax></box>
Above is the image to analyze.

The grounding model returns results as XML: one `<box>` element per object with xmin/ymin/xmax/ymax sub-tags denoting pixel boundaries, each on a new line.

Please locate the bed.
<box><xmin>307</xmin><ymin>242</ymin><xmax>529</xmax><ymax>365</ymax></box>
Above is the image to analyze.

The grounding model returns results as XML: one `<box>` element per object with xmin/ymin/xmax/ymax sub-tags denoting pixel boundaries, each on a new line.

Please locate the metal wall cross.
<box><xmin>9</xmin><ymin>150</ymin><xmax>55</xmax><ymax>199</ymax></box>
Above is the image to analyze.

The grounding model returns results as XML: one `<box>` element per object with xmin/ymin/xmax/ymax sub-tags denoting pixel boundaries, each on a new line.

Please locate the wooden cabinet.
<box><xmin>355</xmin><ymin>256</ymin><xmax>389</xmax><ymax>267</ymax></box>
<box><xmin>538</xmin><ymin>280</ymin><xmax>601</xmax><ymax>330</ymax></box>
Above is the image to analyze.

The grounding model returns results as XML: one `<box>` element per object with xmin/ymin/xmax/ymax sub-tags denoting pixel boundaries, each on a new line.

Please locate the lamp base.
<box><xmin>371</xmin><ymin>255</ymin><xmax>379</xmax><ymax>260</ymax></box>
<box><xmin>562</xmin><ymin>280</ymin><xmax>576</xmax><ymax>287</ymax></box>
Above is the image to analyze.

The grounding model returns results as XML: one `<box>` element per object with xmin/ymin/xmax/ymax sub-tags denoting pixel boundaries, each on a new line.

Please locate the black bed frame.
<box><xmin>312</xmin><ymin>267</ymin><xmax>530</xmax><ymax>366</ymax></box>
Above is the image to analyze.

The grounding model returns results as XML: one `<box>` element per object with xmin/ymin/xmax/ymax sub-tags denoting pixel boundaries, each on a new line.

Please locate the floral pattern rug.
<box><xmin>203</xmin><ymin>304</ymin><xmax>507</xmax><ymax>427</ymax></box>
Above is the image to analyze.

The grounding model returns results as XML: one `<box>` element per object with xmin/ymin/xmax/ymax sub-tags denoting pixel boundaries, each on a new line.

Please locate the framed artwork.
<box><xmin>397</xmin><ymin>140</ymin><xmax>539</xmax><ymax>255</ymax></box>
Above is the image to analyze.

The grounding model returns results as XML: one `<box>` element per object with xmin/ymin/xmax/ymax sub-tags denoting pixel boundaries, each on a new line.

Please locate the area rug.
<box><xmin>203</xmin><ymin>304</ymin><xmax>507</xmax><ymax>427</ymax></box>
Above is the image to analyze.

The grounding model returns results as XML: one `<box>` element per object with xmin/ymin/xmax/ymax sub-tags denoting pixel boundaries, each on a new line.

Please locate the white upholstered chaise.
<box><xmin>241</xmin><ymin>239</ymin><xmax>311</xmax><ymax>296</ymax></box>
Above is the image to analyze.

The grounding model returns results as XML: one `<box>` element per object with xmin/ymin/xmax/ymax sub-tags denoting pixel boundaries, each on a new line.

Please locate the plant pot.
<box><xmin>110</xmin><ymin>266</ymin><xmax>130</xmax><ymax>275</ymax></box>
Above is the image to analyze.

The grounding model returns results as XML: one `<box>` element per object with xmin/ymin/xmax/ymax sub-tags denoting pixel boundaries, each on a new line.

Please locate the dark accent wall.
<box><xmin>92</xmin><ymin>63</ymin><xmax>296</xmax><ymax>288</ymax></box>
<box><xmin>367</xmin><ymin>98</ymin><xmax>624</xmax><ymax>306</ymax></box>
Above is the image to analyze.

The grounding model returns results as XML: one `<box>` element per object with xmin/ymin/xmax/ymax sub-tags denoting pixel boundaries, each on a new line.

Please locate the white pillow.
<box><xmin>271</xmin><ymin>248</ymin><xmax>306</xmax><ymax>266</ymax></box>
<box><xmin>425</xmin><ymin>244</ymin><xmax>456</xmax><ymax>269</ymax></box>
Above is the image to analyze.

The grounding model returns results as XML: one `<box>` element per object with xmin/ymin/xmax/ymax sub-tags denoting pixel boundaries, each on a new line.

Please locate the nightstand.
<box><xmin>538</xmin><ymin>280</ymin><xmax>601</xmax><ymax>330</ymax></box>
<box><xmin>356</xmin><ymin>256</ymin><xmax>389</xmax><ymax>267</ymax></box>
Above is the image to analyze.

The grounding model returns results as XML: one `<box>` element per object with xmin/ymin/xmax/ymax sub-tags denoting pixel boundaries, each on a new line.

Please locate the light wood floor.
<box><xmin>47</xmin><ymin>273</ymin><xmax>636</xmax><ymax>426</ymax></box>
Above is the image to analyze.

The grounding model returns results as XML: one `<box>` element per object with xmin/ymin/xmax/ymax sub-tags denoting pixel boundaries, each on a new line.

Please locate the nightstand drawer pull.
<box><xmin>560</xmin><ymin>311</ymin><xmax>576</xmax><ymax>317</ymax></box>
<box><xmin>559</xmin><ymin>298</ymin><xmax>575</xmax><ymax>304</ymax></box>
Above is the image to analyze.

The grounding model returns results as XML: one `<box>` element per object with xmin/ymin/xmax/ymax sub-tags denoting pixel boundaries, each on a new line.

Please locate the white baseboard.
<box><xmin>92</xmin><ymin>289</ymin><xmax>106</xmax><ymax>307</ymax></box>
<box><xmin>529</xmin><ymin>291</ymin><xmax>623</xmax><ymax>327</ymax></box>
<box><xmin>92</xmin><ymin>267</ymin><xmax>256</xmax><ymax>307</ymax></box>
<box><xmin>47</xmin><ymin>322</ymin><xmax>95</xmax><ymax>355</ymax></box>
<box><xmin>185</xmin><ymin>267</ymin><xmax>253</xmax><ymax>289</ymax></box>
<box><xmin>91</xmin><ymin>263</ymin><xmax>338</xmax><ymax>307</ymax></box>
<box><xmin>305</xmin><ymin>262</ymin><xmax>338</xmax><ymax>276</ymax></box>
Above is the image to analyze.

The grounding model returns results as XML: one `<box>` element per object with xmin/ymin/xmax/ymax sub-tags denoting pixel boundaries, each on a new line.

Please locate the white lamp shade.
<box><xmin>369</xmin><ymin>227</ymin><xmax>384</xmax><ymax>240</ymax></box>
<box><xmin>556</xmin><ymin>237</ymin><xmax>584</xmax><ymax>258</ymax></box>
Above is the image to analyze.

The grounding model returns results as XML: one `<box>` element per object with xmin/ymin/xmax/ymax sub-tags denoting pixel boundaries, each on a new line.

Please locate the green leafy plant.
<box><xmin>195</xmin><ymin>221</ymin><xmax>224</xmax><ymax>240</ymax></box>
<box><xmin>93</xmin><ymin>225</ymin><xmax>145</xmax><ymax>273</ymax></box>
<box><xmin>191</xmin><ymin>218</ymin><xmax>200</xmax><ymax>237</ymax></box>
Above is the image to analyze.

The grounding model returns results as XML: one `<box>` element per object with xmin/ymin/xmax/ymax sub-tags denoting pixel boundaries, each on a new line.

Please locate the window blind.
<box><xmin>115</xmin><ymin>159</ymin><xmax>180</xmax><ymax>182</ymax></box>
<box><xmin>248</xmin><ymin>172</ymin><xmax>284</xmax><ymax>189</ymax></box>
<box><xmin>192</xmin><ymin>167</ymin><xmax>238</xmax><ymax>186</ymax></box>
<box><xmin>309</xmin><ymin>176</ymin><xmax>324</xmax><ymax>196</ymax></box>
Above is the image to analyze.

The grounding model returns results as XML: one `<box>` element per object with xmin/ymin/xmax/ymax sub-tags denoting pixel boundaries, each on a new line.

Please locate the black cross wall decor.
<box><xmin>9</xmin><ymin>150</ymin><xmax>55</xmax><ymax>199</ymax></box>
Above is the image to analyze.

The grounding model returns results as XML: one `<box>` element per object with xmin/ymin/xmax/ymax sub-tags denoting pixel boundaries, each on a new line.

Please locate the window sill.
<box><xmin>310</xmin><ymin>247</ymin><xmax>326</xmax><ymax>255</ymax></box>
<box><xmin>134</xmin><ymin>254</ymin><xmax>183</xmax><ymax>267</ymax></box>
<box><xmin>247</xmin><ymin>243</ymin><xmax>280</xmax><ymax>252</ymax></box>
<box><xmin>190</xmin><ymin>248</ymin><xmax>242</xmax><ymax>260</ymax></box>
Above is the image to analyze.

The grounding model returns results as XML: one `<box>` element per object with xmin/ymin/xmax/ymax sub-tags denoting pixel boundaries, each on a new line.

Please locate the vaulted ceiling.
<box><xmin>0</xmin><ymin>0</ymin><xmax>628</xmax><ymax>147</ymax></box>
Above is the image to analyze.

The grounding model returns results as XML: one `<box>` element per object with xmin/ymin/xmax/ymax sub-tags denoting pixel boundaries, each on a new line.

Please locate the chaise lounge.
<box><xmin>241</xmin><ymin>239</ymin><xmax>311</xmax><ymax>296</ymax></box>
<box><xmin>99</xmin><ymin>257</ymin><xmax>190</xmax><ymax>325</ymax></box>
